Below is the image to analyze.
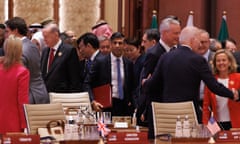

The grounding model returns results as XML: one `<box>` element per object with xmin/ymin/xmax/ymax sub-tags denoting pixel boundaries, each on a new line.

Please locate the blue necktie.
<box><xmin>86</xmin><ymin>59</ymin><xmax>92</xmax><ymax>72</ymax></box>
<box><xmin>116</xmin><ymin>58</ymin><xmax>124</xmax><ymax>100</ymax></box>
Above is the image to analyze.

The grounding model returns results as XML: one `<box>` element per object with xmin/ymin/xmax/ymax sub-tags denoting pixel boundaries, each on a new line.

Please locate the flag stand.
<box><xmin>150</xmin><ymin>10</ymin><xmax>158</xmax><ymax>29</ymax></box>
<box><xmin>186</xmin><ymin>11</ymin><xmax>194</xmax><ymax>27</ymax></box>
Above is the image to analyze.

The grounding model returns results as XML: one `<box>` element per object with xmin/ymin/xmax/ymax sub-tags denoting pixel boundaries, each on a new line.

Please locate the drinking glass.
<box><xmin>103</xmin><ymin>112</ymin><xmax>111</xmax><ymax>124</ymax></box>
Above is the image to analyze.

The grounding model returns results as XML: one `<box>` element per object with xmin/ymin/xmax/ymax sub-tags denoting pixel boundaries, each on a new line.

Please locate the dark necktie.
<box><xmin>116</xmin><ymin>58</ymin><xmax>124</xmax><ymax>100</ymax></box>
<box><xmin>48</xmin><ymin>48</ymin><xmax>55</xmax><ymax>69</ymax></box>
<box><xmin>86</xmin><ymin>59</ymin><xmax>92</xmax><ymax>72</ymax></box>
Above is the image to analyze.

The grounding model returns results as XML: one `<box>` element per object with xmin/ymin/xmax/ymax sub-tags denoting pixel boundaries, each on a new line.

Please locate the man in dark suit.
<box><xmin>90</xmin><ymin>32</ymin><xmax>134</xmax><ymax>116</ymax></box>
<box><xmin>76</xmin><ymin>32</ymin><xmax>106</xmax><ymax>110</ymax></box>
<box><xmin>138</xmin><ymin>17</ymin><xmax>181</xmax><ymax>138</ymax></box>
<box><xmin>141</xmin><ymin>28</ymin><xmax>160</xmax><ymax>52</ymax></box>
<box><xmin>195</xmin><ymin>29</ymin><xmax>215</xmax><ymax>123</ymax></box>
<box><xmin>41</xmin><ymin>24</ymin><xmax>82</xmax><ymax>93</ymax></box>
<box><xmin>144</xmin><ymin>26</ymin><xmax>238</xmax><ymax>137</ymax></box>
<box><xmin>5</xmin><ymin>17</ymin><xmax>49</xmax><ymax>104</ymax></box>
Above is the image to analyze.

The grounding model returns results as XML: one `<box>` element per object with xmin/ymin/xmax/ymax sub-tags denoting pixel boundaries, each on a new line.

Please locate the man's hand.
<box><xmin>141</xmin><ymin>74</ymin><xmax>151</xmax><ymax>86</ymax></box>
<box><xmin>91</xmin><ymin>100</ymin><xmax>103</xmax><ymax>112</ymax></box>
<box><xmin>232</xmin><ymin>88</ymin><xmax>239</xmax><ymax>101</ymax></box>
<box><xmin>140</xmin><ymin>114</ymin><xmax>145</xmax><ymax>122</ymax></box>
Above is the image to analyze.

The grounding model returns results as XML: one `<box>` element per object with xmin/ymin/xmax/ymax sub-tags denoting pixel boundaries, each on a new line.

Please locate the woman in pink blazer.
<box><xmin>202</xmin><ymin>49</ymin><xmax>240</xmax><ymax>130</ymax></box>
<box><xmin>0</xmin><ymin>35</ymin><xmax>29</xmax><ymax>133</ymax></box>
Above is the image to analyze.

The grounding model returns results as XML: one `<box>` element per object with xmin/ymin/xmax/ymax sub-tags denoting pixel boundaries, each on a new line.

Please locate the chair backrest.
<box><xmin>151</xmin><ymin>101</ymin><xmax>198</xmax><ymax>137</ymax></box>
<box><xmin>49</xmin><ymin>92</ymin><xmax>92</xmax><ymax>111</ymax></box>
<box><xmin>24</xmin><ymin>103</ymin><xmax>65</xmax><ymax>134</ymax></box>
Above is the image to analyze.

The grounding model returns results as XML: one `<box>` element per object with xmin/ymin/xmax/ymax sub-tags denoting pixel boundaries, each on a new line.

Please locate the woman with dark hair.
<box><xmin>125</xmin><ymin>38</ymin><xmax>146</xmax><ymax>126</ymax></box>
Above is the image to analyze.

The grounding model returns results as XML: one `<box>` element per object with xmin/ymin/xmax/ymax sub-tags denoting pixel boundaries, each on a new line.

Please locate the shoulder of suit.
<box><xmin>147</xmin><ymin>44</ymin><xmax>165</xmax><ymax>56</ymax></box>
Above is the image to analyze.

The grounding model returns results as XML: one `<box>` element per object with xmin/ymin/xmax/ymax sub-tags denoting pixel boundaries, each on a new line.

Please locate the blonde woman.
<box><xmin>202</xmin><ymin>49</ymin><xmax>240</xmax><ymax>130</ymax></box>
<box><xmin>0</xmin><ymin>35</ymin><xmax>29</xmax><ymax>133</ymax></box>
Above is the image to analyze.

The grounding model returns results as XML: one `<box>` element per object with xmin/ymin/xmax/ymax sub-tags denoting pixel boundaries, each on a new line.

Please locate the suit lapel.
<box><xmin>41</xmin><ymin>48</ymin><xmax>50</xmax><ymax>77</ymax></box>
<box><xmin>47</xmin><ymin>42</ymin><xmax>64</xmax><ymax>74</ymax></box>
<box><xmin>107</xmin><ymin>55</ymin><xmax>112</xmax><ymax>82</ymax></box>
<box><xmin>123</xmin><ymin>57</ymin><xmax>128</xmax><ymax>85</ymax></box>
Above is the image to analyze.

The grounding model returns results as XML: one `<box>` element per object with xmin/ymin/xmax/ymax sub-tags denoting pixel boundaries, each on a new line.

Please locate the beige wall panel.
<box><xmin>0</xmin><ymin>1</ymin><xmax>4</xmax><ymax>22</ymax></box>
<box><xmin>104</xmin><ymin>0</ymin><xmax>118</xmax><ymax>32</ymax></box>
<box><xmin>13</xmin><ymin>0</ymin><xmax>54</xmax><ymax>25</ymax></box>
<box><xmin>59</xmin><ymin>0</ymin><xmax>100</xmax><ymax>36</ymax></box>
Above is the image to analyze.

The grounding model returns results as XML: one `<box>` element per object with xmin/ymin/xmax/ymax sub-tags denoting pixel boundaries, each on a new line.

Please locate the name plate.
<box><xmin>2</xmin><ymin>134</ymin><xmax>40</xmax><ymax>144</ymax></box>
<box><xmin>216</xmin><ymin>130</ymin><xmax>240</xmax><ymax>142</ymax></box>
<box><xmin>107</xmin><ymin>131</ymin><xmax>148</xmax><ymax>144</ymax></box>
<box><xmin>114</xmin><ymin>122</ymin><xmax>128</xmax><ymax>128</ymax></box>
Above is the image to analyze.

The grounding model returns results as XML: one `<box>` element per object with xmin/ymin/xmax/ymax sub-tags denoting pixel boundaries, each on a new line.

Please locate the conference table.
<box><xmin>59</xmin><ymin>125</ymin><xmax>240</xmax><ymax>144</ymax></box>
<box><xmin>3</xmin><ymin>126</ymin><xmax>238</xmax><ymax>143</ymax></box>
<box><xmin>59</xmin><ymin>138</ymin><xmax>239</xmax><ymax>144</ymax></box>
<box><xmin>60</xmin><ymin>138</ymin><xmax>240</xmax><ymax>144</ymax></box>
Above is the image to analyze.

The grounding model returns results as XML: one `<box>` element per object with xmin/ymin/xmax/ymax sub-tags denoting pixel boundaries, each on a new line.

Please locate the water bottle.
<box><xmin>132</xmin><ymin>109</ymin><xmax>137</xmax><ymax>127</ymax></box>
<box><xmin>182</xmin><ymin>115</ymin><xmax>191</xmax><ymax>137</ymax></box>
<box><xmin>175</xmin><ymin>115</ymin><xmax>183</xmax><ymax>137</ymax></box>
<box><xmin>191</xmin><ymin>121</ymin><xmax>197</xmax><ymax>138</ymax></box>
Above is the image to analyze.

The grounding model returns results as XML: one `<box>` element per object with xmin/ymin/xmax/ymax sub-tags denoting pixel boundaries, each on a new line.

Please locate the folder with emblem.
<box><xmin>93</xmin><ymin>84</ymin><xmax>112</xmax><ymax>108</ymax></box>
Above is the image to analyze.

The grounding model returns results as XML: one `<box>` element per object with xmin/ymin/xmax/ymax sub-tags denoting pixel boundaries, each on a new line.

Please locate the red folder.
<box><xmin>93</xmin><ymin>84</ymin><xmax>112</xmax><ymax>108</ymax></box>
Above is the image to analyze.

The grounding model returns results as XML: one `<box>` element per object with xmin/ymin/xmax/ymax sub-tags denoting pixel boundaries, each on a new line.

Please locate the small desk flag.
<box><xmin>207</xmin><ymin>112</ymin><xmax>221</xmax><ymax>135</ymax></box>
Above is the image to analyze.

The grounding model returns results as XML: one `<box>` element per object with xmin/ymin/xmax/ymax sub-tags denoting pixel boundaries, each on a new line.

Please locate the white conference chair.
<box><xmin>49</xmin><ymin>92</ymin><xmax>92</xmax><ymax>112</ymax></box>
<box><xmin>151</xmin><ymin>101</ymin><xmax>198</xmax><ymax>137</ymax></box>
<box><xmin>24</xmin><ymin>103</ymin><xmax>65</xmax><ymax>134</ymax></box>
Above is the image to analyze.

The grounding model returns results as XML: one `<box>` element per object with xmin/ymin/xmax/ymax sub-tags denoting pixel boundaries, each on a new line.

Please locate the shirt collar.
<box><xmin>203</xmin><ymin>49</ymin><xmax>210</xmax><ymax>61</ymax></box>
<box><xmin>111</xmin><ymin>52</ymin><xmax>123</xmax><ymax>61</ymax></box>
<box><xmin>52</xmin><ymin>39</ymin><xmax>62</xmax><ymax>51</ymax></box>
<box><xmin>20</xmin><ymin>36</ymin><xmax>27</xmax><ymax>41</ymax></box>
<box><xmin>160</xmin><ymin>39</ymin><xmax>171</xmax><ymax>52</ymax></box>
<box><xmin>90</xmin><ymin>50</ymin><xmax>99</xmax><ymax>61</ymax></box>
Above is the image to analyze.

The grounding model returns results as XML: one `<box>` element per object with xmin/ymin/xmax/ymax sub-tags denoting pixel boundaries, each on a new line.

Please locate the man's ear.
<box><xmin>13</xmin><ymin>29</ymin><xmax>19</xmax><ymax>35</ymax></box>
<box><xmin>152</xmin><ymin>40</ymin><xmax>157</xmax><ymax>45</ymax></box>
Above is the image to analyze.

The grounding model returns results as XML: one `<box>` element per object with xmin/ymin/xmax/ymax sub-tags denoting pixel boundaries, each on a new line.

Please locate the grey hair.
<box><xmin>159</xmin><ymin>18</ymin><xmax>180</xmax><ymax>33</ymax></box>
<box><xmin>199</xmin><ymin>29</ymin><xmax>209</xmax><ymax>38</ymax></box>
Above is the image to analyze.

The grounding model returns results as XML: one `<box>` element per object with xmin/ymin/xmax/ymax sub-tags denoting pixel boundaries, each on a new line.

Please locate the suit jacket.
<box><xmin>0</xmin><ymin>63</ymin><xmax>29</xmax><ymax>133</ymax></box>
<box><xmin>138</xmin><ymin>42</ymin><xmax>166</xmax><ymax>107</ymax></box>
<box><xmin>202</xmin><ymin>73</ymin><xmax>240</xmax><ymax>127</ymax></box>
<box><xmin>83</xmin><ymin>51</ymin><xmax>106</xmax><ymax>101</ymax></box>
<box><xmin>22</xmin><ymin>38</ymin><xmax>49</xmax><ymax>104</ymax></box>
<box><xmin>0</xmin><ymin>47</ymin><xmax>4</xmax><ymax>56</ymax></box>
<box><xmin>145</xmin><ymin>45</ymin><xmax>234</xmax><ymax>122</ymax></box>
<box><xmin>233</xmin><ymin>51</ymin><xmax>240</xmax><ymax>72</ymax></box>
<box><xmin>133</xmin><ymin>54</ymin><xmax>146</xmax><ymax>107</ymax></box>
<box><xmin>89</xmin><ymin>54</ymin><xmax>134</xmax><ymax>115</ymax></box>
<box><xmin>41</xmin><ymin>42</ymin><xmax>82</xmax><ymax>93</ymax></box>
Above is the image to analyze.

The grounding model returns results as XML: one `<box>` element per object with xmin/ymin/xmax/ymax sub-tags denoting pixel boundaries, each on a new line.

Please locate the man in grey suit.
<box><xmin>195</xmin><ymin>29</ymin><xmax>215</xmax><ymax>123</ymax></box>
<box><xmin>5</xmin><ymin>17</ymin><xmax>49</xmax><ymax>104</ymax></box>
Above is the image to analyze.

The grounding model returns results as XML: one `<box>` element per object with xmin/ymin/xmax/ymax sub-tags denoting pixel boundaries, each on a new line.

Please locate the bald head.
<box><xmin>179</xmin><ymin>26</ymin><xmax>202</xmax><ymax>52</ymax></box>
